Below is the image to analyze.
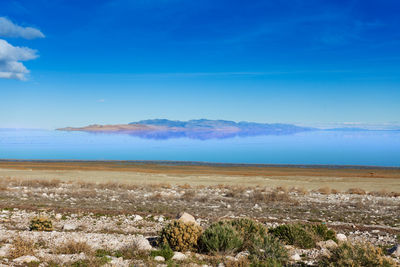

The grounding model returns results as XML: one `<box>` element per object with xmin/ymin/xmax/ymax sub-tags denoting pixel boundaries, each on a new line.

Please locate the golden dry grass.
<box><xmin>8</xmin><ymin>236</ymin><xmax>36</xmax><ymax>259</ymax></box>
<box><xmin>53</xmin><ymin>240</ymin><xmax>93</xmax><ymax>255</ymax></box>
<box><xmin>0</xmin><ymin>160</ymin><xmax>399</xmax><ymax>193</ymax></box>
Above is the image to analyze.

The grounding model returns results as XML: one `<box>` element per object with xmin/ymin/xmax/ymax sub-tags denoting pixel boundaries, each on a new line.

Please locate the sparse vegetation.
<box><xmin>223</xmin><ymin>218</ymin><xmax>267</xmax><ymax>250</ymax></box>
<box><xmin>248</xmin><ymin>233</ymin><xmax>288</xmax><ymax>266</ymax></box>
<box><xmin>150</xmin><ymin>243</ymin><xmax>174</xmax><ymax>261</ymax></box>
<box><xmin>319</xmin><ymin>242</ymin><xmax>396</xmax><ymax>267</ymax></box>
<box><xmin>0</xmin><ymin>171</ymin><xmax>399</xmax><ymax>266</ymax></box>
<box><xmin>53</xmin><ymin>240</ymin><xmax>92</xmax><ymax>254</ymax></box>
<box><xmin>8</xmin><ymin>236</ymin><xmax>36</xmax><ymax>259</ymax></box>
<box><xmin>269</xmin><ymin>223</ymin><xmax>336</xmax><ymax>249</ymax></box>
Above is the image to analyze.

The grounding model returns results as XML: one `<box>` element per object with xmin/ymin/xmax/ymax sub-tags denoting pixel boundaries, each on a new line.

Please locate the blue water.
<box><xmin>0</xmin><ymin>129</ymin><xmax>400</xmax><ymax>167</ymax></box>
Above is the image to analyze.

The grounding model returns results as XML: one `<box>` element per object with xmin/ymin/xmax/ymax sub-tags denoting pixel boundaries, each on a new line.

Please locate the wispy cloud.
<box><xmin>0</xmin><ymin>17</ymin><xmax>43</xmax><ymax>80</ymax></box>
<box><xmin>0</xmin><ymin>17</ymin><xmax>44</xmax><ymax>39</ymax></box>
<box><xmin>0</xmin><ymin>39</ymin><xmax>38</xmax><ymax>80</ymax></box>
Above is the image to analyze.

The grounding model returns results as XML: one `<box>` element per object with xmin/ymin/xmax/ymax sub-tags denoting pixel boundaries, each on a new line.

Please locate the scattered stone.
<box><xmin>0</xmin><ymin>244</ymin><xmax>10</xmax><ymax>257</ymax></box>
<box><xmin>172</xmin><ymin>251</ymin><xmax>187</xmax><ymax>261</ymax></box>
<box><xmin>154</xmin><ymin>256</ymin><xmax>165</xmax><ymax>262</ymax></box>
<box><xmin>177</xmin><ymin>212</ymin><xmax>197</xmax><ymax>225</ymax></box>
<box><xmin>317</xmin><ymin>240</ymin><xmax>338</xmax><ymax>249</ymax></box>
<box><xmin>13</xmin><ymin>255</ymin><xmax>39</xmax><ymax>264</ymax></box>
<box><xmin>55</xmin><ymin>214</ymin><xmax>62</xmax><ymax>220</ymax></box>
<box><xmin>235</xmin><ymin>251</ymin><xmax>250</xmax><ymax>259</ymax></box>
<box><xmin>133</xmin><ymin>215</ymin><xmax>143</xmax><ymax>221</ymax></box>
<box><xmin>336</xmin><ymin>233</ymin><xmax>347</xmax><ymax>242</ymax></box>
<box><xmin>133</xmin><ymin>236</ymin><xmax>153</xmax><ymax>251</ymax></box>
<box><xmin>290</xmin><ymin>253</ymin><xmax>301</xmax><ymax>261</ymax></box>
<box><xmin>225</xmin><ymin>255</ymin><xmax>236</xmax><ymax>261</ymax></box>
<box><xmin>63</xmin><ymin>223</ymin><xmax>77</xmax><ymax>231</ymax></box>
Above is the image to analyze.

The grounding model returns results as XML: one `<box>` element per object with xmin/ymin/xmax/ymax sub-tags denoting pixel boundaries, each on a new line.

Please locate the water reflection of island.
<box><xmin>57</xmin><ymin>119</ymin><xmax>316</xmax><ymax>140</ymax></box>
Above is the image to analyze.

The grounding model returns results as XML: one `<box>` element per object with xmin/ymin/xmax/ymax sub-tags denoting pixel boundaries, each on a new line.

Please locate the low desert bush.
<box><xmin>269</xmin><ymin>223</ymin><xmax>316</xmax><ymax>249</ymax></box>
<box><xmin>318</xmin><ymin>187</ymin><xmax>331</xmax><ymax>195</ymax></box>
<box><xmin>29</xmin><ymin>216</ymin><xmax>53</xmax><ymax>231</ymax></box>
<box><xmin>8</xmin><ymin>236</ymin><xmax>36</xmax><ymax>259</ymax></box>
<box><xmin>289</xmin><ymin>187</ymin><xmax>308</xmax><ymax>195</ymax></box>
<box><xmin>248</xmin><ymin>234</ymin><xmax>288</xmax><ymax>266</ymax></box>
<box><xmin>269</xmin><ymin>223</ymin><xmax>336</xmax><ymax>249</ymax></box>
<box><xmin>251</xmin><ymin>190</ymin><xmax>292</xmax><ymax>203</ymax></box>
<box><xmin>53</xmin><ymin>240</ymin><xmax>92</xmax><ymax>254</ymax></box>
<box><xmin>225</xmin><ymin>186</ymin><xmax>246</xmax><ymax>198</ymax></box>
<box><xmin>199</xmin><ymin>222</ymin><xmax>243</xmax><ymax>254</ymax></box>
<box><xmin>347</xmin><ymin>188</ymin><xmax>366</xmax><ymax>195</ymax></box>
<box><xmin>160</xmin><ymin>220</ymin><xmax>203</xmax><ymax>252</ymax></box>
<box><xmin>223</xmin><ymin>218</ymin><xmax>267</xmax><ymax>250</ymax></box>
<box><xmin>182</xmin><ymin>190</ymin><xmax>196</xmax><ymax>200</ymax></box>
<box><xmin>309</xmin><ymin>223</ymin><xmax>337</xmax><ymax>242</ymax></box>
<box><xmin>319</xmin><ymin>242</ymin><xmax>395</xmax><ymax>267</ymax></box>
<box><xmin>114</xmin><ymin>243</ymin><xmax>150</xmax><ymax>260</ymax></box>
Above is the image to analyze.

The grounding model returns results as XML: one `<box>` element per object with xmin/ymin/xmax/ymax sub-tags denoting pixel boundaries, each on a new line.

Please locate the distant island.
<box><xmin>58</xmin><ymin>119</ymin><xmax>395</xmax><ymax>140</ymax></box>
<box><xmin>57</xmin><ymin>119</ymin><xmax>315</xmax><ymax>139</ymax></box>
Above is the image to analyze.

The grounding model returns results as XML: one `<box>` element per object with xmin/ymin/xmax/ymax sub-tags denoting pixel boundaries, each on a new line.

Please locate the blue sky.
<box><xmin>0</xmin><ymin>0</ymin><xmax>399</xmax><ymax>129</ymax></box>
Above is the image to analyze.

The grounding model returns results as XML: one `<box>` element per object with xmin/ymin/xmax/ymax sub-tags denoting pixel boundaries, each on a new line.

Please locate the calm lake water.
<box><xmin>1</xmin><ymin>129</ymin><xmax>400</xmax><ymax>167</ymax></box>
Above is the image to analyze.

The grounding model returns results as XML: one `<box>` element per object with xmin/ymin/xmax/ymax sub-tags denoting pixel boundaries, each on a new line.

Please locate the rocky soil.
<box><xmin>0</xmin><ymin>179</ymin><xmax>399</xmax><ymax>266</ymax></box>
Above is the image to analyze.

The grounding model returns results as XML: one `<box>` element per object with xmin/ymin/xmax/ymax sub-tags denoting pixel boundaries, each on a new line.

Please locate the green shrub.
<box><xmin>269</xmin><ymin>223</ymin><xmax>316</xmax><ymax>249</ymax></box>
<box><xmin>160</xmin><ymin>220</ymin><xmax>202</xmax><ymax>252</ymax></box>
<box><xmin>223</xmin><ymin>218</ymin><xmax>267</xmax><ymax>250</ymax></box>
<box><xmin>150</xmin><ymin>244</ymin><xmax>174</xmax><ymax>261</ymax></box>
<box><xmin>29</xmin><ymin>216</ymin><xmax>53</xmax><ymax>231</ymax></box>
<box><xmin>248</xmin><ymin>234</ymin><xmax>288</xmax><ymax>266</ymax></box>
<box><xmin>199</xmin><ymin>222</ymin><xmax>243</xmax><ymax>254</ymax></box>
<box><xmin>308</xmin><ymin>223</ymin><xmax>337</xmax><ymax>243</ymax></box>
<box><xmin>269</xmin><ymin>223</ymin><xmax>337</xmax><ymax>249</ymax></box>
<box><xmin>319</xmin><ymin>242</ymin><xmax>396</xmax><ymax>267</ymax></box>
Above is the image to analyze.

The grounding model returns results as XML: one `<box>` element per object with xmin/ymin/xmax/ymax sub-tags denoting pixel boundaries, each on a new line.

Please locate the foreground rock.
<box><xmin>177</xmin><ymin>212</ymin><xmax>198</xmax><ymax>225</ymax></box>
<box><xmin>13</xmin><ymin>255</ymin><xmax>39</xmax><ymax>264</ymax></box>
<box><xmin>172</xmin><ymin>252</ymin><xmax>187</xmax><ymax>261</ymax></box>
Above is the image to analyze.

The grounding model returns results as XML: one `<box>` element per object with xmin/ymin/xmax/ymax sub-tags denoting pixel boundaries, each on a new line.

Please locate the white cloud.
<box><xmin>0</xmin><ymin>39</ymin><xmax>38</xmax><ymax>80</ymax></box>
<box><xmin>0</xmin><ymin>17</ymin><xmax>44</xmax><ymax>39</ymax></box>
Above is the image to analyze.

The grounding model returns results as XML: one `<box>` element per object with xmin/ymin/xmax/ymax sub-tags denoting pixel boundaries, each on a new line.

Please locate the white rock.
<box><xmin>158</xmin><ymin>216</ymin><xmax>164</xmax><ymax>222</ymax></box>
<box><xmin>235</xmin><ymin>251</ymin><xmax>250</xmax><ymax>259</ymax></box>
<box><xmin>13</xmin><ymin>255</ymin><xmax>39</xmax><ymax>264</ymax></box>
<box><xmin>133</xmin><ymin>215</ymin><xmax>143</xmax><ymax>221</ymax></box>
<box><xmin>0</xmin><ymin>244</ymin><xmax>11</xmax><ymax>257</ymax></box>
<box><xmin>154</xmin><ymin>256</ymin><xmax>165</xmax><ymax>262</ymax></box>
<box><xmin>317</xmin><ymin>240</ymin><xmax>338</xmax><ymax>249</ymax></box>
<box><xmin>290</xmin><ymin>253</ymin><xmax>301</xmax><ymax>261</ymax></box>
<box><xmin>225</xmin><ymin>255</ymin><xmax>236</xmax><ymax>261</ymax></box>
<box><xmin>172</xmin><ymin>251</ymin><xmax>187</xmax><ymax>261</ymax></box>
<box><xmin>336</xmin><ymin>233</ymin><xmax>347</xmax><ymax>242</ymax></box>
<box><xmin>55</xmin><ymin>214</ymin><xmax>62</xmax><ymax>220</ymax></box>
<box><xmin>63</xmin><ymin>223</ymin><xmax>77</xmax><ymax>231</ymax></box>
<box><xmin>132</xmin><ymin>236</ymin><xmax>152</xmax><ymax>251</ymax></box>
<box><xmin>177</xmin><ymin>212</ymin><xmax>197</xmax><ymax>225</ymax></box>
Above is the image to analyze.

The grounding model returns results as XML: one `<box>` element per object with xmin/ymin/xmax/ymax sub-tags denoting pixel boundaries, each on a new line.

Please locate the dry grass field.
<box><xmin>1</xmin><ymin>160</ymin><xmax>399</xmax><ymax>192</ymax></box>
